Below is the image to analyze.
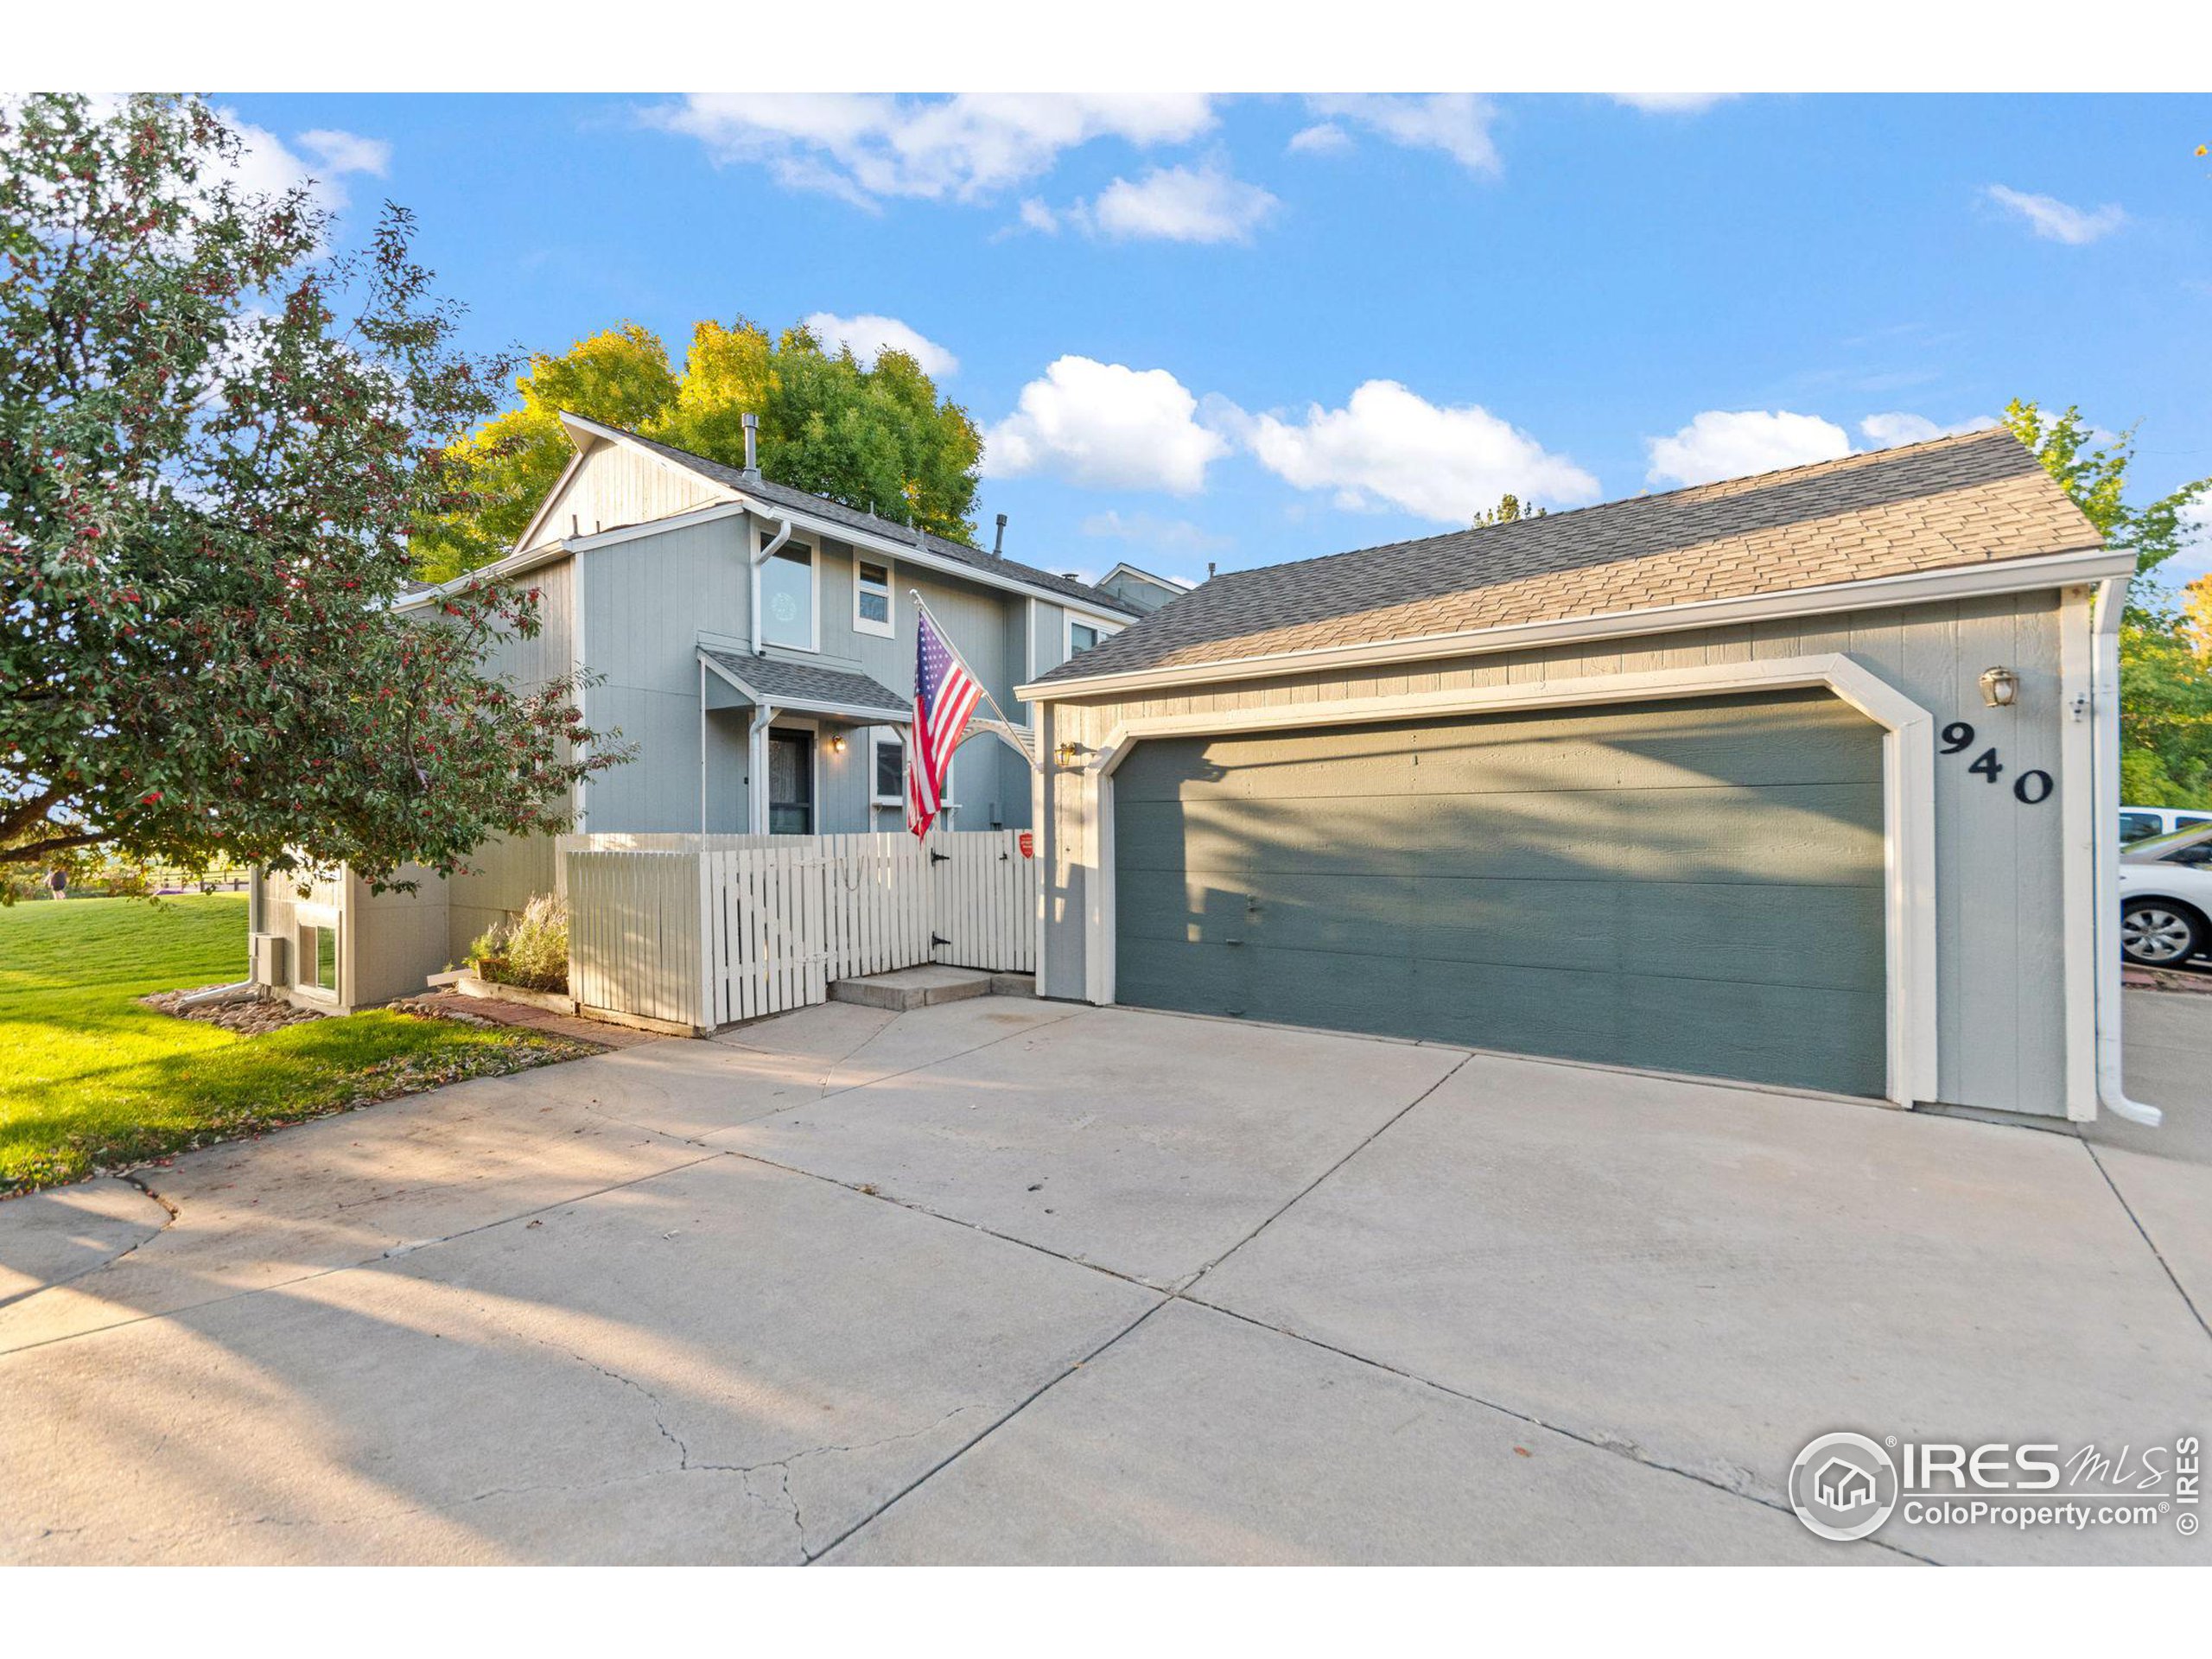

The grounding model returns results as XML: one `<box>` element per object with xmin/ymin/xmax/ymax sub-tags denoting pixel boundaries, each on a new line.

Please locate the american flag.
<box><xmin>908</xmin><ymin>607</ymin><xmax>983</xmax><ymax>839</ymax></box>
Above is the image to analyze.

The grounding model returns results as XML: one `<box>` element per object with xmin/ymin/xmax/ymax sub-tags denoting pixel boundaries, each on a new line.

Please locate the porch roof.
<box><xmin>698</xmin><ymin>647</ymin><xmax>911</xmax><ymax>724</ymax></box>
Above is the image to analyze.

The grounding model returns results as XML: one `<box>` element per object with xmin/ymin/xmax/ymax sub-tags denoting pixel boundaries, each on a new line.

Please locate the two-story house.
<box><xmin>250</xmin><ymin>410</ymin><xmax>1153</xmax><ymax>1012</ymax></box>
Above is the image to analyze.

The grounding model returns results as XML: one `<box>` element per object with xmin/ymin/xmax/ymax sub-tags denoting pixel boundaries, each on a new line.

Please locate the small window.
<box><xmin>2179</xmin><ymin>816</ymin><xmax>2212</xmax><ymax>831</ymax></box>
<box><xmin>760</xmin><ymin>540</ymin><xmax>816</xmax><ymax>651</ymax></box>
<box><xmin>298</xmin><ymin>922</ymin><xmax>338</xmax><ymax>995</ymax></box>
<box><xmin>872</xmin><ymin>729</ymin><xmax>905</xmax><ymax>805</ymax></box>
<box><xmin>1069</xmin><ymin>622</ymin><xmax>1101</xmax><ymax>655</ymax></box>
<box><xmin>2121</xmin><ymin>812</ymin><xmax>2164</xmax><ymax>843</ymax></box>
<box><xmin>855</xmin><ymin>558</ymin><xmax>893</xmax><ymax>637</ymax></box>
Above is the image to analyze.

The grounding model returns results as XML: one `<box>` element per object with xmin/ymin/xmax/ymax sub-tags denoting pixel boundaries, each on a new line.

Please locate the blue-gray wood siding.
<box><xmin>1040</xmin><ymin>590</ymin><xmax>2075</xmax><ymax>1116</ymax></box>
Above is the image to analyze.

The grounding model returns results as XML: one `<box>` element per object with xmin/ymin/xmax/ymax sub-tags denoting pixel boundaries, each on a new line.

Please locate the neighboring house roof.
<box><xmin>1101</xmin><ymin>562</ymin><xmax>1192</xmax><ymax>594</ymax></box>
<box><xmin>1028</xmin><ymin>428</ymin><xmax>2105</xmax><ymax>690</ymax></box>
<box><xmin>697</xmin><ymin>647</ymin><xmax>911</xmax><ymax>722</ymax></box>
<box><xmin>582</xmin><ymin>418</ymin><xmax>1140</xmax><ymax>619</ymax></box>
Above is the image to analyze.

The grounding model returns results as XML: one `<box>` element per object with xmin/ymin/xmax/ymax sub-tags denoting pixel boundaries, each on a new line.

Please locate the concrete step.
<box><xmin>830</xmin><ymin>965</ymin><xmax>995</xmax><ymax>1012</ymax></box>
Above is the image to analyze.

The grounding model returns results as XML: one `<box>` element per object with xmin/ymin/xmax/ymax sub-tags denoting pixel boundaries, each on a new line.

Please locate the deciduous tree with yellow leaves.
<box><xmin>411</xmin><ymin>319</ymin><xmax>982</xmax><ymax>582</ymax></box>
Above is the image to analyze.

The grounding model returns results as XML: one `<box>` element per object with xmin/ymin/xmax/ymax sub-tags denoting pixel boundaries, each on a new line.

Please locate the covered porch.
<box><xmin>696</xmin><ymin>647</ymin><xmax>913</xmax><ymax>836</ymax></box>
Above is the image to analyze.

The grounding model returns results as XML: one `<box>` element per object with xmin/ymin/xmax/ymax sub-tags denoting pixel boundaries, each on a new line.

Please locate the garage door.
<box><xmin>1112</xmin><ymin>690</ymin><xmax>1888</xmax><ymax>1096</ymax></box>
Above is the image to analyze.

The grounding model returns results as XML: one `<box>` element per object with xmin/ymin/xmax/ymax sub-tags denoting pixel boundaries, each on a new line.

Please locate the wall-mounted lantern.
<box><xmin>829</xmin><ymin>734</ymin><xmax>848</xmax><ymax>754</ymax></box>
<box><xmin>1979</xmin><ymin>666</ymin><xmax>2020</xmax><ymax>709</ymax></box>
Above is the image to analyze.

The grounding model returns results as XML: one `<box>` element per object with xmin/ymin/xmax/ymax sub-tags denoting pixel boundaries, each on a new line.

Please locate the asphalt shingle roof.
<box><xmin>698</xmin><ymin>648</ymin><xmax>910</xmax><ymax>720</ymax></box>
<box><xmin>594</xmin><ymin>421</ymin><xmax>1139</xmax><ymax>618</ymax></box>
<box><xmin>1030</xmin><ymin>428</ymin><xmax>2100</xmax><ymax>687</ymax></box>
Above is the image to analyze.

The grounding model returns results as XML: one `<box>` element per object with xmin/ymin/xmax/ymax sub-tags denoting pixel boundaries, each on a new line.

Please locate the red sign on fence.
<box><xmin>1017</xmin><ymin>831</ymin><xmax>1035</xmax><ymax>859</ymax></box>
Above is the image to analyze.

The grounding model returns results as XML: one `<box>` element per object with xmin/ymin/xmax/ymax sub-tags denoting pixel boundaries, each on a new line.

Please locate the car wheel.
<box><xmin>2120</xmin><ymin>899</ymin><xmax>2203</xmax><ymax>967</ymax></box>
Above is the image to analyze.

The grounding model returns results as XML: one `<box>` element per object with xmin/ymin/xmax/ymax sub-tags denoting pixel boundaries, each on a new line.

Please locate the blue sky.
<box><xmin>220</xmin><ymin>92</ymin><xmax>2212</xmax><ymax>586</ymax></box>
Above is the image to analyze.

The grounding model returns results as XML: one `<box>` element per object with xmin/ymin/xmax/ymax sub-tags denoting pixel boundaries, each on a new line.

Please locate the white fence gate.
<box><xmin>566</xmin><ymin>830</ymin><xmax>1039</xmax><ymax>1033</ymax></box>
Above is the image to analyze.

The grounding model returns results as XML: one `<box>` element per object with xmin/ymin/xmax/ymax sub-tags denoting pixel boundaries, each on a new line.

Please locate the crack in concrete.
<box><xmin>2082</xmin><ymin>1140</ymin><xmax>2212</xmax><ymax>1346</ymax></box>
<box><xmin>1174</xmin><ymin>1288</ymin><xmax>1938</xmax><ymax>1567</ymax></box>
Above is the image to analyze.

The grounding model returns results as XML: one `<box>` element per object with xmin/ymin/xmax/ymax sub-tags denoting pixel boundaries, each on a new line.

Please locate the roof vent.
<box><xmin>993</xmin><ymin>512</ymin><xmax>1007</xmax><ymax>557</ymax></box>
<box><xmin>740</xmin><ymin>412</ymin><xmax>760</xmax><ymax>481</ymax></box>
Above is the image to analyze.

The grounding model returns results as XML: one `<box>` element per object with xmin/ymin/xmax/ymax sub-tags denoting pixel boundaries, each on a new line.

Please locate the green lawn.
<box><xmin>0</xmin><ymin>894</ymin><xmax>591</xmax><ymax>1195</ymax></box>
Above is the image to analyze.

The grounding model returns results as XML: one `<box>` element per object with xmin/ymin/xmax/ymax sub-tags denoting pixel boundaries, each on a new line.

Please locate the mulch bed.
<box><xmin>2120</xmin><ymin>964</ymin><xmax>2212</xmax><ymax>995</ymax></box>
<box><xmin>139</xmin><ymin>986</ymin><xmax>325</xmax><ymax>1034</ymax></box>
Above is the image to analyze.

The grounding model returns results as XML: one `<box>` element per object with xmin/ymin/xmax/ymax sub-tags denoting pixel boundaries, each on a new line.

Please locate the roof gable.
<box><xmin>556</xmin><ymin>412</ymin><xmax>1137</xmax><ymax>619</ymax></box>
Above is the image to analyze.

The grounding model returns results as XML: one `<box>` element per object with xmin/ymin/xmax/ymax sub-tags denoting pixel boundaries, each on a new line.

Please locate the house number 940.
<box><xmin>1940</xmin><ymin>721</ymin><xmax>2053</xmax><ymax>804</ymax></box>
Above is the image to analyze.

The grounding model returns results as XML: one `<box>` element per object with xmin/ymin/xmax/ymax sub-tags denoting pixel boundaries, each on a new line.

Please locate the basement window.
<box><xmin>297</xmin><ymin>921</ymin><xmax>338</xmax><ymax>997</ymax></box>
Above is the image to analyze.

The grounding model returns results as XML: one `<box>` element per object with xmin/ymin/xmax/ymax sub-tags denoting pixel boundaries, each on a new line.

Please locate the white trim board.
<box><xmin>1018</xmin><ymin>544</ymin><xmax>2128</xmax><ymax>702</ymax></box>
<box><xmin>1070</xmin><ymin>653</ymin><xmax>1939</xmax><ymax>1109</ymax></box>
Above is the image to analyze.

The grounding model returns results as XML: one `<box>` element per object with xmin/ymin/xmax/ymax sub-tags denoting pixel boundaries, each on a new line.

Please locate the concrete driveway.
<box><xmin>3</xmin><ymin>991</ymin><xmax>2206</xmax><ymax>1566</ymax></box>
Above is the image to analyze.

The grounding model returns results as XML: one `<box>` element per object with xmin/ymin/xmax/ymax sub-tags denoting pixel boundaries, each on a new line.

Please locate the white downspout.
<box><xmin>748</xmin><ymin>702</ymin><xmax>779</xmax><ymax>836</ymax></box>
<box><xmin>698</xmin><ymin>655</ymin><xmax>709</xmax><ymax>836</ymax></box>
<box><xmin>2091</xmin><ymin>575</ymin><xmax>2162</xmax><ymax>1127</ymax></box>
<box><xmin>750</xmin><ymin>516</ymin><xmax>792</xmax><ymax>658</ymax></box>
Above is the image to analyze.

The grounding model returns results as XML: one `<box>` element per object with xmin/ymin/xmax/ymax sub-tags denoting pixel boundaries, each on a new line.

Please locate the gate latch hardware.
<box><xmin>929</xmin><ymin>850</ymin><xmax>950</xmax><ymax>864</ymax></box>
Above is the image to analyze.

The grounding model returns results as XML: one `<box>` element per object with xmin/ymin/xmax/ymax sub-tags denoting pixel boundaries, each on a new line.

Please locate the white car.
<box><xmin>2118</xmin><ymin>820</ymin><xmax>2212</xmax><ymax>967</ymax></box>
<box><xmin>2120</xmin><ymin>804</ymin><xmax>2212</xmax><ymax>844</ymax></box>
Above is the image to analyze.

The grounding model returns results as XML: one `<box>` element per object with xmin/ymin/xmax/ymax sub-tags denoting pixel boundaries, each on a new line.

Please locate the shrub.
<box><xmin>468</xmin><ymin>893</ymin><xmax>569</xmax><ymax>993</ymax></box>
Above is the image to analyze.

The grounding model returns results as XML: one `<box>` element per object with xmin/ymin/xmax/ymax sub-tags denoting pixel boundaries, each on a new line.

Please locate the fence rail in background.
<box><xmin>564</xmin><ymin>830</ymin><xmax>1039</xmax><ymax>1033</ymax></box>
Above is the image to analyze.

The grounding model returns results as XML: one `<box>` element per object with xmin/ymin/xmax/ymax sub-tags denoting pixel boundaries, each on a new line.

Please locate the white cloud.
<box><xmin>1235</xmin><ymin>380</ymin><xmax>1599</xmax><ymax>523</ymax></box>
<box><xmin>219</xmin><ymin>111</ymin><xmax>390</xmax><ymax>219</ymax></box>
<box><xmin>1859</xmin><ymin>411</ymin><xmax>1999</xmax><ymax>448</ymax></box>
<box><xmin>297</xmin><ymin>129</ymin><xmax>391</xmax><ymax>178</ymax></box>
<box><xmin>1986</xmin><ymin>184</ymin><xmax>2126</xmax><ymax>245</ymax></box>
<box><xmin>1645</xmin><ymin>410</ymin><xmax>1853</xmax><ymax>486</ymax></box>
<box><xmin>643</xmin><ymin>93</ymin><xmax>1217</xmax><ymax>207</ymax></box>
<box><xmin>1610</xmin><ymin>94</ymin><xmax>1733</xmax><ymax>114</ymax></box>
<box><xmin>1016</xmin><ymin>196</ymin><xmax>1059</xmax><ymax>233</ymax></box>
<box><xmin>2169</xmin><ymin>496</ymin><xmax>2212</xmax><ymax>585</ymax></box>
<box><xmin>1081</xmin><ymin>162</ymin><xmax>1278</xmax><ymax>245</ymax></box>
<box><xmin>801</xmin><ymin>311</ymin><xmax>958</xmax><ymax>377</ymax></box>
<box><xmin>982</xmin><ymin>356</ymin><xmax>1228</xmax><ymax>494</ymax></box>
<box><xmin>1302</xmin><ymin>94</ymin><xmax>1500</xmax><ymax>175</ymax></box>
<box><xmin>1080</xmin><ymin>510</ymin><xmax>1229</xmax><ymax>554</ymax></box>
<box><xmin>1287</xmin><ymin>122</ymin><xmax>1352</xmax><ymax>155</ymax></box>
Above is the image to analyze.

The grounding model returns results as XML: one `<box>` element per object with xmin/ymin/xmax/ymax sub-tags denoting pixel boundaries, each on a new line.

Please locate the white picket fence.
<box><xmin>566</xmin><ymin>830</ymin><xmax>1039</xmax><ymax>1033</ymax></box>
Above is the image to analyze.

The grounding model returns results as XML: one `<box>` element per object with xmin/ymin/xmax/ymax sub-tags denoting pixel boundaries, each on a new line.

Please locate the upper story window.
<box><xmin>760</xmin><ymin>539</ymin><xmax>816</xmax><ymax>651</ymax></box>
<box><xmin>855</xmin><ymin>558</ymin><xmax>893</xmax><ymax>638</ymax></box>
<box><xmin>1067</xmin><ymin>615</ymin><xmax>1119</xmax><ymax>658</ymax></box>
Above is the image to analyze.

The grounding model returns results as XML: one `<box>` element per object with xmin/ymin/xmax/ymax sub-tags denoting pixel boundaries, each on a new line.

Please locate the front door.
<box><xmin>768</xmin><ymin>729</ymin><xmax>815</xmax><ymax>834</ymax></box>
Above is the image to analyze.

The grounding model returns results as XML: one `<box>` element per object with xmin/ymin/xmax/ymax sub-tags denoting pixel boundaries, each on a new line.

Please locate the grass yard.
<box><xmin>0</xmin><ymin>894</ymin><xmax>591</xmax><ymax>1195</ymax></box>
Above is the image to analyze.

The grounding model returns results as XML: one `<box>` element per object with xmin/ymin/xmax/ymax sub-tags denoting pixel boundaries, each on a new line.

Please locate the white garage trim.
<box><xmin>1076</xmin><ymin>652</ymin><xmax>1938</xmax><ymax>1109</ymax></box>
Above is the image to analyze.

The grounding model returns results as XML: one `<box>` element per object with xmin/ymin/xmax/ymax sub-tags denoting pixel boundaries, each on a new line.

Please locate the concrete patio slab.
<box><xmin>1</xmin><ymin>1154</ymin><xmax>1159</xmax><ymax>1564</ymax></box>
<box><xmin>709</xmin><ymin>994</ymin><xmax>1075</xmax><ymax>1097</ymax></box>
<box><xmin>1189</xmin><ymin>1052</ymin><xmax>2212</xmax><ymax>1565</ymax></box>
<box><xmin>723</xmin><ymin>1005</ymin><xmax>1466</xmax><ymax>1288</ymax></box>
<box><xmin>826</xmin><ymin>1299</ymin><xmax>1876</xmax><ymax>1566</ymax></box>
<box><xmin>0</xmin><ymin>1179</ymin><xmax>171</xmax><ymax>1308</ymax></box>
<box><xmin>830</xmin><ymin>964</ymin><xmax>993</xmax><ymax>1010</ymax></box>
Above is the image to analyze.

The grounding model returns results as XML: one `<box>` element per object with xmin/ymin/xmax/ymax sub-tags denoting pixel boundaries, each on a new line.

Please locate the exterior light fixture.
<box><xmin>1979</xmin><ymin>666</ymin><xmax>2020</xmax><ymax>708</ymax></box>
<box><xmin>830</xmin><ymin>734</ymin><xmax>848</xmax><ymax>754</ymax></box>
<box><xmin>1054</xmin><ymin>741</ymin><xmax>1083</xmax><ymax>768</ymax></box>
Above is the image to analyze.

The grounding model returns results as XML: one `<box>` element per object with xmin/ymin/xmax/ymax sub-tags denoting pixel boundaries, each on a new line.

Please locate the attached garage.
<box><xmin>1026</xmin><ymin>429</ymin><xmax>2152</xmax><ymax>1121</ymax></box>
<box><xmin>1111</xmin><ymin>691</ymin><xmax>1888</xmax><ymax>1096</ymax></box>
